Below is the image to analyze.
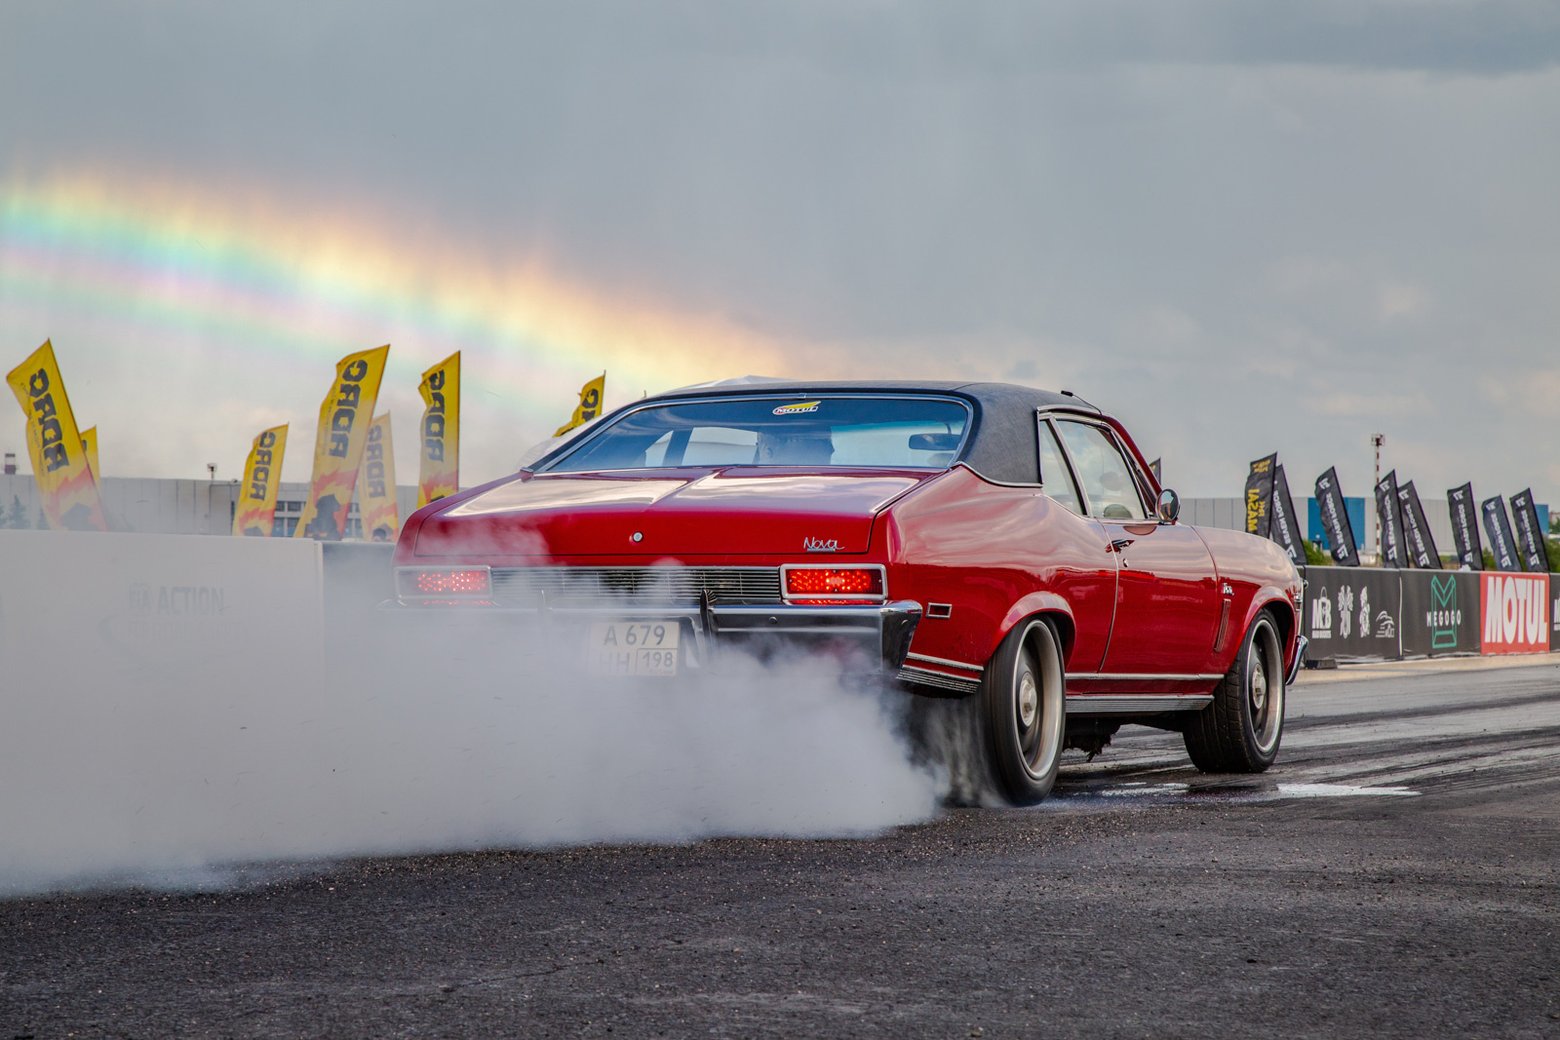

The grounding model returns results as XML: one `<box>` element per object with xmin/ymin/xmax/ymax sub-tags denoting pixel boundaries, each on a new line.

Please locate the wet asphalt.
<box><xmin>4</xmin><ymin>659</ymin><xmax>1559</xmax><ymax>1039</ymax></box>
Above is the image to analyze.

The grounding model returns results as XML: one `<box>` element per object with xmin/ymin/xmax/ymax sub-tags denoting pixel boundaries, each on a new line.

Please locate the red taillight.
<box><xmin>399</xmin><ymin>567</ymin><xmax>492</xmax><ymax>597</ymax></box>
<box><xmin>783</xmin><ymin>566</ymin><xmax>885</xmax><ymax>601</ymax></box>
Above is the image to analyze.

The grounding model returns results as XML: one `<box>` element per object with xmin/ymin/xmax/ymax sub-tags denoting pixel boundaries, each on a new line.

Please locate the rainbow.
<box><xmin>1</xmin><ymin>171</ymin><xmax>829</xmax><ymax>480</ymax></box>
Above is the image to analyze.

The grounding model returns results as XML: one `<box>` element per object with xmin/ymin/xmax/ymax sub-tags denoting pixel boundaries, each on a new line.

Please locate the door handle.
<box><xmin>1108</xmin><ymin>538</ymin><xmax>1134</xmax><ymax>553</ymax></box>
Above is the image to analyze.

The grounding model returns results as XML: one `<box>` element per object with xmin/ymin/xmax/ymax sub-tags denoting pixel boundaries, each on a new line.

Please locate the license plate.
<box><xmin>587</xmin><ymin>621</ymin><xmax>681</xmax><ymax>677</ymax></box>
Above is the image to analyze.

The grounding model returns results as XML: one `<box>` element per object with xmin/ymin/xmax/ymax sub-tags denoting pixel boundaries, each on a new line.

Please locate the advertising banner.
<box><xmin>1400</xmin><ymin>571</ymin><xmax>1480</xmax><ymax>657</ymax></box>
<box><xmin>1509</xmin><ymin>489</ymin><xmax>1551</xmax><ymax>574</ymax></box>
<box><xmin>555</xmin><ymin>372</ymin><xmax>606</xmax><ymax>437</ymax></box>
<box><xmin>1481</xmin><ymin>496</ymin><xmax>1522</xmax><ymax>572</ymax></box>
<box><xmin>1269</xmin><ymin>464</ymin><xmax>1305</xmax><ymax>565</ymax></box>
<box><xmin>417</xmin><ymin>351</ymin><xmax>460</xmax><ymax>507</ymax></box>
<box><xmin>5</xmin><ymin>340</ymin><xmax>107</xmax><ymax>531</ymax></box>
<box><xmin>1375</xmin><ymin>470</ymin><xmax>1409</xmax><ymax>568</ymax></box>
<box><xmin>1397</xmin><ymin>480</ymin><xmax>1441</xmax><ymax>569</ymax></box>
<box><xmin>357</xmin><ymin>413</ymin><xmax>399</xmax><ymax>543</ymax></box>
<box><xmin>296</xmin><ymin>345</ymin><xmax>389</xmax><ymax>541</ymax></box>
<box><xmin>1314</xmin><ymin>468</ymin><xmax>1360</xmax><ymax>567</ymax></box>
<box><xmin>1304</xmin><ymin>566</ymin><xmax>1401</xmax><ymax>660</ymax></box>
<box><xmin>232</xmin><ymin>424</ymin><xmax>289</xmax><ymax>537</ymax></box>
<box><xmin>1447</xmin><ymin>483</ymin><xmax>1483</xmax><ymax>570</ymax></box>
<box><xmin>1552</xmin><ymin>575</ymin><xmax>1560</xmax><ymax>652</ymax></box>
<box><xmin>1479</xmin><ymin>572</ymin><xmax>1550</xmax><ymax>655</ymax></box>
<box><xmin>1244</xmin><ymin>453</ymin><xmax>1276</xmax><ymax>537</ymax></box>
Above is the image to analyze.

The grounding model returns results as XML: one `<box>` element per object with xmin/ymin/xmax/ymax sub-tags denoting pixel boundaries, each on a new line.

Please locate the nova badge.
<box><xmin>804</xmin><ymin>537</ymin><xmax>841</xmax><ymax>553</ymax></box>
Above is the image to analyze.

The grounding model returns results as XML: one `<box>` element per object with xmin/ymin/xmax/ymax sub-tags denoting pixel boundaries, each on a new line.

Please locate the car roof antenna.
<box><xmin>1058</xmin><ymin>389</ymin><xmax>1102</xmax><ymax>413</ymax></box>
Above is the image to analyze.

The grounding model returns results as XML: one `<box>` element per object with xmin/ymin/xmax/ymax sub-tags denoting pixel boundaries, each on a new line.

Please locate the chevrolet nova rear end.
<box><xmin>392</xmin><ymin>382</ymin><xmax>1304</xmax><ymax>805</ymax></box>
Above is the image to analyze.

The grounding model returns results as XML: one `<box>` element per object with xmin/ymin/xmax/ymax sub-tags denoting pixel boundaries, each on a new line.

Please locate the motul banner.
<box><xmin>1314</xmin><ymin>467</ymin><xmax>1360</xmax><ymax>567</ymax></box>
<box><xmin>1481</xmin><ymin>496</ymin><xmax>1522</xmax><ymax>572</ymax></box>
<box><xmin>233</xmin><ymin>424</ymin><xmax>289</xmax><ymax>537</ymax></box>
<box><xmin>296</xmin><ymin>345</ymin><xmax>389</xmax><ymax>541</ymax></box>
<box><xmin>1375</xmin><ymin>470</ymin><xmax>1409</xmax><ymax>568</ymax></box>
<box><xmin>1447</xmin><ymin>483</ymin><xmax>1483</xmax><ymax>570</ymax></box>
<box><xmin>1480</xmin><ymin>572</ymin><xmax>1550</xmax><ymax>654</ymax></box>
<box><xmin>555</xmin><ymin>372</ymin><xmax>606</xmax><ymax>437</ymax></box>
<box><xmin>417</xmin><ymin>351</ymin><xmax>460</xmax><ymax>507</ymax></box>
<box><xmin>357</xmin><ymin>413</ymin><xmax>399</xmax><ymax>543</ymax></box>
<box><xmin>1269</xmin><ymin>464</ymin><xmax>1304</xmax><ymax>565</ymax></box>
<box><xmin>5</xmin><ymin>340</ymin><xmax>107</xmax><ymax>531</ymax></box>
<box><xmin>1509</xmin><ymin>489</ymin><xmax>1551</xmax><ymax>574</ymax></box>
<box><xmin>1244</xmin><ymin>453</ymin><xmax>1276</xmax><ymax>537</ymax></box>
<box><xmin>1396</xmin><ymin>480</ymin><xmax>1441</xmax><ymax>569</ymax></box>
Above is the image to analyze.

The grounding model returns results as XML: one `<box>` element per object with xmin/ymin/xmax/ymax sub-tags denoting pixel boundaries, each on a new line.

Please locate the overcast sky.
<box><xmin>3</xmin><ymin>0</ymin><xmax>1558</xmax><ymax>507</ymax></box>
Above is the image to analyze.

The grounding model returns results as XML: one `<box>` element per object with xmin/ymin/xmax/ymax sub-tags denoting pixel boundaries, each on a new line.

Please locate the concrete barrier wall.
<box><xmin>1301</xmin><ymin>565</ymin><xmax>1559</xmax><ymax>664</ymax></box>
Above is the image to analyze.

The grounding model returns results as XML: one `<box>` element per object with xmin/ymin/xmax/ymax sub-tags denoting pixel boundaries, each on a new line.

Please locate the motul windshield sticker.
<box><xmin>772</xmin><ymin>400</ymin><xmax>821</xmax><ymax>416</ymax></box>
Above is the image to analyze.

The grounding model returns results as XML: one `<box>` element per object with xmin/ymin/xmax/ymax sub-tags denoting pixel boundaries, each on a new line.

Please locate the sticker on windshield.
<box><xmin>772</xmin><ymin>400</ymin><xmax>821</xmax><ymax>416</ymax></box>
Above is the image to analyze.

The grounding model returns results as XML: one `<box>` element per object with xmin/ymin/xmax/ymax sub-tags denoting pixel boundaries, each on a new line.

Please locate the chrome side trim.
<box><xmin>1065</xmin><ymin>672</ymin><xmax>1222</xmax><ymax>682</ymax></box>
<box><xmin>1286</xmin><ymin>635</ymin><xmax>1308</xmax><ymax>687</ymax></box>
<box><xmin>1066</xmin><ymin>694</ymin><xmax>1213</xmax><ymax>714</ymax></box>
<box><xmin>900</xmin><ymin>664</ymin><xmax>981</xmax><ymax>695</ymax></box>
<box><xmin>906</xmin><ymin>652</ymin><xmax>984</xmax><ymax>674</ymax></box>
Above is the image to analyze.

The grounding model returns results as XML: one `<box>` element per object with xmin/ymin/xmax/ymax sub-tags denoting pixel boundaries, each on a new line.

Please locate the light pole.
<box><xmin>1371</xmin><ymin>433</ymin><xmax>1385</xmax><ymax>560</ymax></box>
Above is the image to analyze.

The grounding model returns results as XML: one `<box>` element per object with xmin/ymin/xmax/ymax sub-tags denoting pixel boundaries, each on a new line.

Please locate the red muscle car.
<box><xmin>392</xmin><ymin>381</ymin><xmax>1305</xmax><ymax>804</ymax></box>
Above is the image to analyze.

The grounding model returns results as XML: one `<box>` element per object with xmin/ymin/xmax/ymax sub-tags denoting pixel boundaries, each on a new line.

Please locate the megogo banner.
<box><xmin>555</xmin><ymin>372</ymin><xmax>606</xmax><ymax>437</ymax></box>
<box><xmin>1269</xmin><ymin>464</ymin><xmax>1305</xmax><ymax>565</ymax></box>
<box><xmin>5</xmin><ymin>340</ymin><xmax>107</xmax><ymax>531</ymax></box>
<box><xmin>357</xmin><ymin>413</ymin><xmax>399</xmax><ymax>542</ymax></box>
<box><xmin>1244</xmin><ymin>453</ymin><xmax>1276</xmax><ymax>537</ymax></box>
<box><xmin>1447</xmin><ymin>483</ymin><xmax>1483</xmax><ymax>570</ymax></box>
<box><xmin>1480</xmin><ymin>572</ymin><xmax>1550</xmax><ymax>655</ymax></box>
<box><xmin>1304</xmin><ymin>566</ymin><xmax>1401</xmax><ymax>660</ymax></box>
<box><xmin>1509</xmin><ymin>489</ymin><xmax>1550</xmax><ymax>574</ymax></box>
<box><xmin>296</xmin><ymin>345</ymin><xmax>389</xmax><ymax>540</ymax></box>
<box><xmin>417</xmin><ymin>351</ymin><xmax>460</xmax><ymax>507</ymax></box>
<box><xmin>1375</xmin><ymin>470</ymin><xmax>1409</xmax><ymax>568</ymax></box>
<box><xmin>233</xmin><ymin>424</ymin><xmax>289</xmax><ymax>537</ymax></box>
<box><xmin>1397</xmin><ymin>480</ymin><xmax>1441</xmax><ymax>569</ymax></box>
<box><xmin>1400</xmin><ymin>571</ymin><xmax>1480</xmax><ymax>656</ymax></box>
<box><xmin>1481</xmin><ymin>496</ymin><xmax>1522</xmax><ymax>572</ymax></box>
<box><xmin>1314</xmin><ymin>467</ymin><xmax>1360</xmax><ymax>567</ymax></box>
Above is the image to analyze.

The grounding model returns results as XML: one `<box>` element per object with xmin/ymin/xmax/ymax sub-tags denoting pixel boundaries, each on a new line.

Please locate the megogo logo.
<box><xmin>423</xmin><ymin>368</ymin><xmax>447</xmax><ymax>462</ymax></box>
<box><xmin>1427</xmin><ymin>574</ymin><xmax>1462</xmax><ymax>650</ymax></box>
<box><xmin>327</xmin><ymin>359</ymin><xmax>370</xmax><ymax>458</ymax></box>
<box><xmin>24</xmin><ymin>368</ymin><xmax>72</xmax><ymax>472</ymax></box>
<box><xmin>247</xmin><ymin>430</ymin><xmax>279</xmax><ymax>501</ymax></box>
<box><xmin>1480</xmin><ymin>573</ymin><xmax>1550</xmax><ymax>654</ymax></box>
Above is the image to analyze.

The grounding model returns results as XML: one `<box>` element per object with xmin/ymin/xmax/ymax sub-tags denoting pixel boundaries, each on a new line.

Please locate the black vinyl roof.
<box><xmin>625</xmin><ymin>379</ymin><xmax>1104</xmax><ymax>485</ymax></box>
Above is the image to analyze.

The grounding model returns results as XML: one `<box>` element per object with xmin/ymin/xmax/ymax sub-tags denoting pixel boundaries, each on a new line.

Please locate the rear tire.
<box><xmin>980</xmin><ymin>618</ymin><xmax>1067</xmax><ymax>804</ymax></box>
<box><xmin>1184</xmin><ymin>612</ymin><xmax>1285</xmax><ymax>772</ymax></box>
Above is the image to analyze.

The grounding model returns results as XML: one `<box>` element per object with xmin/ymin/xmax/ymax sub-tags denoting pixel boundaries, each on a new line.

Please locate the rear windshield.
<box><xmin>542</xmin><ymin>395</ymin><xmax>972</xmax><ymax>472</ymax></box>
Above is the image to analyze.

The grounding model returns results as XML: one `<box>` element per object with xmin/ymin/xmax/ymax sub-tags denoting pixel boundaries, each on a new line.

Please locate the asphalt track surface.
<box><xmin>5</xmin><ymin>656</ymin><xmax>1560</xmax><ymax>1039</ymax></box>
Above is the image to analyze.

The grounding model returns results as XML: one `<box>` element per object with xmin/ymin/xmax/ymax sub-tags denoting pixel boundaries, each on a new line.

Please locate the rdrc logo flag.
<box><xmin>5</xmin><ymin>339</ymin><xmax>107</xmax><ymax>531</ymax></box>
<box><xmin>1480</xmin><ymin>573</ymin><xmax>1550</xmax><ymax>655</ymax></box>
<box><xmin>296</xmin><ymin>345</ymin><xmax>390</xmax><ymax>540</ymax></box>
<box><xmin>233</xmin><ymin>424</ymin><xmax>288</xmax><ymax>537</ymax></box>
<box><xmin>417</xmin><ymin>351</ymin><xmax>460</xmax><ymax>507</ymax></box>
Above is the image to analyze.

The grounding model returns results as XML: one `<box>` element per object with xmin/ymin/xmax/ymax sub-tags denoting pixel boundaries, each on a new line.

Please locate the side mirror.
<box><xmin>1156</xmin><ymin>488</ymin><xmax>1180</xmax><ymax>523</ymax></box>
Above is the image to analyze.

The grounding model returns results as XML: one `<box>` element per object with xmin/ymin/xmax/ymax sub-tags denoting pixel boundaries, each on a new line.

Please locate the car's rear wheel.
<box><xmin>1184</xmin><ymin>612</ymin><xmax>1285</xmax><ymax>772</ymax></box>
<box><xmin>980</xmin><ymin>618</ymin><xmax>1066</xmax><ymax>804</ymax></box>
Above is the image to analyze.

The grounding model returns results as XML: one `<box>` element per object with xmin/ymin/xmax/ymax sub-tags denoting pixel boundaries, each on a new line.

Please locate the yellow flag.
<box><xmin>233</xmin><ymin>424</ymin><xmax>289</xmax><ymax>536</ymax></box>
<box><xmin>80</xmin><ymin>425</ymin><xmax>99</xmax><ymax>480</ymax></box>
<box><xmin>6</xmin><ymin>340</ymin><xmax>107</xmax><ymax>531</ymax></box>
<box><xmin>417</xmin><ymin>351</ymin><xmax>460</xmax><ymax>507</ymax></box>
<box><xmin>555</xmin><ymin>372</ymin><xmax>605</xmax><ymax>437</ymax></box>
<box><xmin>296</xmin><ymin>345</ymin><xmax>389</xmax><ymax>540</ymax></box>
<box><xmin>357</xmin><ymin>413</ymin><xmax>400</xmax><ymax>542</ymax></box>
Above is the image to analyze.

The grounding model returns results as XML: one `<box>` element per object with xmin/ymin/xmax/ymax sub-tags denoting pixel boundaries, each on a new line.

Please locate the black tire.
<box><xmin>979</xmin><ymin>618</ymin><xmax>1067</xmax><ymax>805</ymax></box>
<box><xmin>1184</xmin><ymin>612</ymin><xmax>1285</xmax><ymax>772</ymax></box>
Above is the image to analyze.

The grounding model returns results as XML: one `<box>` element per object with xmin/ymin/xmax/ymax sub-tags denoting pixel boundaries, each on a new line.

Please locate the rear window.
<box><xmin>543</xmin><ymin>396</ymin><xmax>972</xmax><ymax>472</ymax></box>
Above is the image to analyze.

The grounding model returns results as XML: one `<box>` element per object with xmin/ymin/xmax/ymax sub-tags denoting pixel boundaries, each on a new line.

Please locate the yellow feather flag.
<box><xmin>6</xmin><ymin>340</ymin><xmax>107</xmax><ymax>531</ymax></box>
<box><xmin>233</xmin><ymin>424</ymin><xmax>289</xmax><ymax>536</ymax></box>
<box><xmin>555</xmin><ymin>372</ymin><xmax>606</xmax><ymax>437</ymax></box>
<box><xmin>357</xmin><ymin>413</ymin><xmax>400</xmax><ymax>542</ymax></box>
<box><xmin>417</xmin><ymin>351</ymin><xmax>460</xmax><ymax>507</ymax></box>
<box><xmin>295</xmin><ymin>345</ymin><xmax>389</xmax><ymax>540</ymax></box>
<box><xmin>80</xmin><ymin>425</ymin><xmax>99</xmax><ymax>480</ymax></box>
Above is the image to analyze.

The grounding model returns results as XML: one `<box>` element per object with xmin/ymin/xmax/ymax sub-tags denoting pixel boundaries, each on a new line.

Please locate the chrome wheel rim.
<box><xmin>1249</xmin><ymin>620</ymin><xmax>1284</xmax><ymax>755</ymax></box>
<box><xmin>1014</xmin><ymin>623</ymin><xmax>1065</xmax><ymax>780</ymax></box>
